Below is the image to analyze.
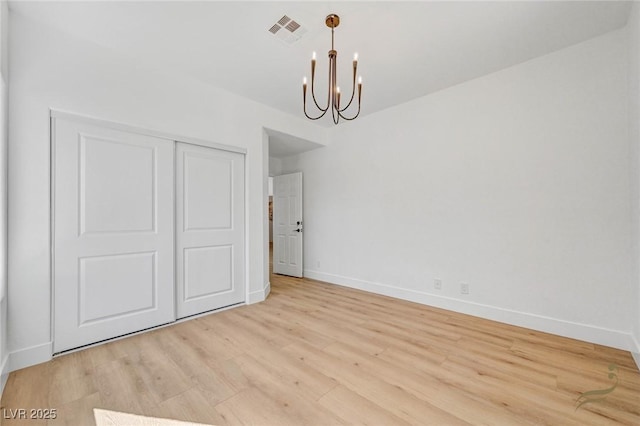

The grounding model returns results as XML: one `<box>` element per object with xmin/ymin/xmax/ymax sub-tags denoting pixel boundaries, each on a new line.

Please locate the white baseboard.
<box><xmin>304</xmin><ymin>269</ymin><xmax>636</xmax><ymax>352</ymax></box>
<box><xmin>631</xmin><ymin>333</ymin><xmax>640</xmax><ymax>370</ymax></box>
<box><xmin>247</xmin><ymin>281</ymin><xmax>270</xmax><ymax>304</ymax></box>
<box><xmin>8</xmin><ymin>341</ymin><xmax>52</xmax><ymax>372</ymax></box>
<box><xmin>0</xmin><ymin>353</ymin><xmax>9</xmax><ymax>398</ymax></box>
<box><xmin>632</xmin><ymin>352</ymin><xmax>640</xmax><ymax>371</ymax></box>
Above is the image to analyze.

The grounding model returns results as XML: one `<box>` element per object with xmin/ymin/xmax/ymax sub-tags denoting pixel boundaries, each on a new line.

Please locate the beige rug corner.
<box><xmin>94</xmin><ymin>408</ymin><xmax>214</xmax><ymax>426</ymax></box>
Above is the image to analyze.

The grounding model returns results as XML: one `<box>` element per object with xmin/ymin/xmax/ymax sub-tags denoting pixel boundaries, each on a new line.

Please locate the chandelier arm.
<box><xmin>310</xmin><ymin>56</ymin><xmax>331</xmax><ymax>111</ymax></box>
<box><xmin>338</xmin><ymin>59</ymin><xmax>357</xmax><ymax>112</ymax></box>
<box><xmin>304</xmin><ymin>79</ymin><xmax>328</xmax><ymax>119</ymax></box>
<box><xmin>310</xmin><ymin>56</ymin><xmax>322</xmax><ymax>111</ymax></box>
<box><xmin>336</xmin><ymin>103</ymin><xmax>361</xmax><ymax>121</ymax></box>
<box><xmin>338</xmin><ymin>92</ymin><xmax>360</xmax><ymax>121</ymax></box>
<box><xmin>339</xmin><ymin>80</ymin><xmax>357</xmax><ymax>113</ymax></box>
<box><xmin>304</xmin><ymin>82</ymin><xmax>329</xmax><ymax>120</ymax></box>
<box><xmin>304</xmin><ymin>109</ymin><xmax>330</xmax><ymax>120</ymax></box>
<box><xmin>303</xmin><ymin>77</ymin><xmax>327</xmax><ymax>119</ymax></box>
<box><xmin>309</xmin><ymin>73</ymin><xmax>324</xmax><ymax>112</ymax></box>
<box><xmin>310</xmin><ymin>87</ymin><xmax>329</xmax><ymax>112</ymax></box>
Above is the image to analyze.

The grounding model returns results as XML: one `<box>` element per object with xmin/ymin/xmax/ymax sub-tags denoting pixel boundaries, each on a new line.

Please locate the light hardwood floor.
<box><xmin>2</xmin><ymin>273</ymin><xmax>639</xmax><ymax>425</ymax></box>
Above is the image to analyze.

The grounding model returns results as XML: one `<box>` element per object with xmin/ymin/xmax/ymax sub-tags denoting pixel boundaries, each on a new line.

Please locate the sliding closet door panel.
<box><xmin>53</xmin><ymin>118</ymin><xmax>175</xmax><ymax>353</ymax></box>
<box><xmin>176</xmin><ymin>142</ymin><xmax>245</xmax><ymax>318</ymax></box>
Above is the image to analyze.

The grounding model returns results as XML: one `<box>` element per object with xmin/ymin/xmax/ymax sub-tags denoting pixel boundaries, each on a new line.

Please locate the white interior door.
<box><xmin>176</xmin><ymin>143</ymin><xmax>245</xmax><ymax>319</ymax></box>
<box><xmin>53</xmin><ymin>118</ymin><xmax>175</xmax><ymax>353</ymax></box>
<box><xmin>273</xmin><ymin>172</ymin><xmax>303</xmax><ymax>277</ymax></box>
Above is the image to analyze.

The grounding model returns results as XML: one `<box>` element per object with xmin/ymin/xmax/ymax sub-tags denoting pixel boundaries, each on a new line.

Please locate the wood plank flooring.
<box><xmin>2</xmin><ymin>274</ymin><xmax>639</xmax><ymax>425</ymax></box>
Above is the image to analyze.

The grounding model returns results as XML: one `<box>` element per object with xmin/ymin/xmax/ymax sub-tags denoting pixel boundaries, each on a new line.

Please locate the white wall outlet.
<box><xmin>460</xmin><ymin>282</ymin><xmax>469</xmax><ymax>295</ymax></box>
<box><xmin>434</xmin><ymin>278</ymin><xmax>442</xmax><ymax>290</ymax></box>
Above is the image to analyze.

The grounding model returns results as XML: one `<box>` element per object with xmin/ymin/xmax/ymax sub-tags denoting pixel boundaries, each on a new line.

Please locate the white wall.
<box><xmin>0</xmin><ymin>0</ymin><xmax>9</xmax><ymax>394</ymax></box>
<box><xmin>283</xmin><ymin>28</ymin><xmax>635</xmax><ymax>351</ymax></box>
<box><xmin>8</xmin><ymin>11</ymin><xmax>323</xmax><ymax>370</ymax></box>
<box><xmin>628</xmin><ymin>2</ymin><xmax>640</xmax><ymax>366</ymax></box>
<box><xmin>269</xmin><ymin>156</ymin><xmax>283</xmax><ymax>177</ymax></box>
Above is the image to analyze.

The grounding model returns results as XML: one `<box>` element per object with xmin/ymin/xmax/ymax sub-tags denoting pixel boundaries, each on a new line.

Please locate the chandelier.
<box><xmin>302</xmin><ymin>14</ymin><xmax>362</xmax><ymax>124</ymax></box>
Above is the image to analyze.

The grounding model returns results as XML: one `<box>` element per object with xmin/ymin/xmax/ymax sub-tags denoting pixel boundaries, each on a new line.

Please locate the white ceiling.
<box><xmin>9</xmin><ymin>0</ymin><xmax>633</xmax><ymax>133</ymax></box>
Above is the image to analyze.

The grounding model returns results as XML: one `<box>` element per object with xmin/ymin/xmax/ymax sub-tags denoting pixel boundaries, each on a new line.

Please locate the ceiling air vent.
<box><xmin>278</xmin><ymin>15</ymin><xmax>291</xmax><ymax>26</ymax></box>
<box><xmin>268</xmin><ymin>24</ymin><xmax>280</xmax><ymax>35</ymax></box>
<box><xmin>268</xmin><ymin>15</ymin><xmax>307</xmax><ymax>44</ymax></box>
<box><xmin>285</xmin><ymin>20</ymin><xmax>300</xmax><ymax>32</ymax></box>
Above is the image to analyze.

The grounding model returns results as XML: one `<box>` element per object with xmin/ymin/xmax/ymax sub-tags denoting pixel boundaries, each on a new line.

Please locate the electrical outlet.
<box><xmin>460</xmin><ymin>282</ymin><xmax>469</xmax><ymax>295</ymax></box>
<box><xmin>434</xmin><ymin>279</ymin><xmax>442</xmax><ymax>290</ymax></box>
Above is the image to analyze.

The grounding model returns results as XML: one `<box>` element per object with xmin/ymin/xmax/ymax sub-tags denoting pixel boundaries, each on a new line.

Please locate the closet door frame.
<box><xmin>50</xmin><ymin>110</ymin><xmax>248</xmax><ymax>353</ymax></box>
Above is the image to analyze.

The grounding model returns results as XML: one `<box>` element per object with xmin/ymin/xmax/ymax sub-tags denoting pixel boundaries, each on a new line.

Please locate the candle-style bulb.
<box><xmin>353</xmin><ymin>52</ymin><xmax>358</xmax><ymax>61</ymax></box>
<box><xmin>312</xmin><ymin>51</ymin><xmax>316</xmax><ymax>61</ymax></box>
<box><xmin>358</xmin><ymin>76</ymin><xmax>362</xmax><ymax>85</ymax></box>
<box><xmin>303</xmin><ymin>77</ymin><xmax>307</xmax><ymax>85</ymax></box>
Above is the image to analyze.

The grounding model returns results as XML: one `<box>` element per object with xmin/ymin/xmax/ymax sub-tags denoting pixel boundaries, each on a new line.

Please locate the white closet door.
<box><xmin>176</xmin><ymin>142</ymin><xmax>245</xmax><ymax>319</ymax></box>
<box><xmin>53</xmin><ymin>118</ymin><xmax>175</xmax><ymax>353</ymax></box>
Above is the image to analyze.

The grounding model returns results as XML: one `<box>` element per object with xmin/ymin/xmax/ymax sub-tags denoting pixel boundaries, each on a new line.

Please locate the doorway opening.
<box><xmin>264</xmin><ymin>129</ymin><xmax>324</xmax><ymax>283</ymax></box>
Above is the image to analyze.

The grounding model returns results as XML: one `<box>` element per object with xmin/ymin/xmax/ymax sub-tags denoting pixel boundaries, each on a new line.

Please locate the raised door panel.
<box><xmin>176</xmin><ymin>142</ymin><xmax>244</xmax><ymax>319</ymax></box>
<box><xmin>184</xmin><ymin>245</ymin><xmax>233</xmax><ymax>300</ymax></box>
<box><xmin>53</xmin><ymin>118</ymin><xmax>174</xmax><ymax>353</ymax></box>
<box><xmin>79</xmin><ymin>252</ymin><xmax>156</xmax><ymax>324</ymax></box>
<box><xmin>183</xmin><ymin>154</ymin><xmax>232</xmax><ymax>231</ymax></box>
<box><xmin>81</xmin><ymin>136</ymin><xmax>156</xmax><ymax>234</ymax></box>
